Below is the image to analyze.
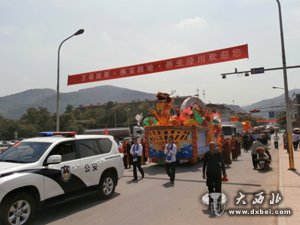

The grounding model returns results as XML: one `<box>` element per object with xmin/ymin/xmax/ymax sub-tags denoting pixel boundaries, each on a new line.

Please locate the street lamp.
<box><xmin>56</xmin><ymin>29</ymin><xmax>84</xmax><ymax>131</ymax></box>
<box><xmin>272</xmin><ymin>86</ymin><xmax>284</xmax><ymax>90</ymax></box>
<box><xmin>275</xmin><ymin>0</ymin><xmax>295</xmax><ymax>170</ymax></box>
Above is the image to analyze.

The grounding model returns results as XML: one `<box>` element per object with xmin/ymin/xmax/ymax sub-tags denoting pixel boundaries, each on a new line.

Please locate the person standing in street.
<box><xmin>292</xmin><ymin>131</ymin><xmax>299</xmax><ymax>151</ymax></box>
<box><xmin>122</xmin><ymin>139</ymin><xmax>131</xmax><ymax>169</ymax></box>
<box><xmin>130</xmin><ymin>138</ymin><xmax>144</xmax><ymax>181</ymax></box>
<box><xmin>164</xmin><ymin>137</ymin><xmax>177</xmax><ymax>184</ymax></box>
<box><xmin>274</xmin><ymin>133</ymin><xmax>279</xmax><ymax>149</ymax></box>
<box><xmin>202</xmin><ymin>142</ymin><xmax>227</xmax><ymax>197</ymax></box>
<box><xmin>283</xmin><ymin>132</ymin><xmax>288</xmax><ymax>151</ymax></box>
<box><xmin>242</xmin><ymin>133</ymin><xmax>251</xmax><ymax>152</ymax></box>
<box><xmin>120</xmin><ymin>140</ymin><xmax>127</xmax><ymax>169</ymax></box>
<box><xmin>230</xmin><ymin>135</ymin><xmax>240</xmax><ymax>161</ymax></box>
<box><xmin>220</xmin><ymin>135</ymin><xmax>232</xmax><ymax>167</ymax></box>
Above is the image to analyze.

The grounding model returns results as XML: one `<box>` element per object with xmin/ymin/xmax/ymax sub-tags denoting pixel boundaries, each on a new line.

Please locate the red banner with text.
<box><xmin>256</xmin><ymin>120</ymin><xmax>278</xmax><ymax>123</ymax></box>
<box><xmin>68</xmin><ymin>44</ymin><xmax>248</xmax><ymax>85</ymax></box>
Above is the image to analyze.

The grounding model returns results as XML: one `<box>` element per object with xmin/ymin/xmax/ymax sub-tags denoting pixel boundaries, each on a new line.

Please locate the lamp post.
<box><xmin>56</xmin><ymin>29</ymin><xmax>84</xmax><ymax>132</ymax></box>
<box><xmin>272</xmin><ymin>86</ymin><xmax>284</xmax><ymax>90</ymax></box>
<box><xmin>275</xmin><ymin>0</ymin><xmax>295</xmax><ymax>170</ymax></box>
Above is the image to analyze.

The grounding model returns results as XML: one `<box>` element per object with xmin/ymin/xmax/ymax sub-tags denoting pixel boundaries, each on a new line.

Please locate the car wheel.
<box><xmin>0</xmin><ymin>192</ymin><xmax>36</xmax><ymax>225</ymax></box>
<box><xmin>98</xmin><ymin>172</ymin><xmax>116</xmax><ymax>200</ymax></box>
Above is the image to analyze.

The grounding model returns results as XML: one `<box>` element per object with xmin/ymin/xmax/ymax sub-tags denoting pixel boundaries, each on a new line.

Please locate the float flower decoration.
<box><xmin>145</xmin><ymin>92</ymin><xmax>222</xmax><ymax>135</ymax></box>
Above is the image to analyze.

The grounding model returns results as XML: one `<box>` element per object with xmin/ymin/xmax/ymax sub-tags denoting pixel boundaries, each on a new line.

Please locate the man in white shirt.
<box><xmin>164</xmin><ymin>137</ymin><xmax>177</xmax><ymax>184</ymax></box>
<box><xmin>130</xmin><ymin>138</ymin><xmax>144</xmax><ymax>181</ymax></box>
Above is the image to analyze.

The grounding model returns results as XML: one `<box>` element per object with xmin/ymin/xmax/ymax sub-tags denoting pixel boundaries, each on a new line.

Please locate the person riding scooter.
<box><xmin>251</xmin><ymin>138</ymin><xmax>266</xmax><ymax>169</ymax></box>
<box><xmin>255</xmin><ymin>146</ymin><xmax>271</xmax><ymax>170</ymax></box>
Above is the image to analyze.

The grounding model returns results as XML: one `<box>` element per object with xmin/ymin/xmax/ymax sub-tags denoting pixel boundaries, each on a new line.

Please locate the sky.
<box><xmin>0</xmin><ymin>0</ymin><xmax>299</xmax><ymax>107</ymax></box>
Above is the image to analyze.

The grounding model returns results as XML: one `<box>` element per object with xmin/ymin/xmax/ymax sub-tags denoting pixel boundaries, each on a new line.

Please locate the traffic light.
<box><xmin>250</xmin><ymin>109</ymin><xmax>261</xmax><ymax>113</ymax></box>
<box><xmin>250</xmin><ymin>67</ymin><xmax>265</xmax><ymax>74</ymax></box>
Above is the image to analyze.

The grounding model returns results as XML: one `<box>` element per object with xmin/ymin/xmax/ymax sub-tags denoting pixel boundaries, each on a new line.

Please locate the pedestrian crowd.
<box><xmin>283</xmin><ymin>129</ymin><xmax>300</xmax><ymax>151</ymax></box>
<box><xmin>115</xmin><ymin>127</ymin><xmax>300</xmax><ymax>213</ymax></box>
<box><xmin>117</xmin><ymin>129</ymin><xmax>279</xmax><ymax>183</ymax></box>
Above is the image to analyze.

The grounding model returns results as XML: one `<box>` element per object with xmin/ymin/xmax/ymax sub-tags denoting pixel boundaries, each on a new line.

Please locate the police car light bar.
<box><xmin>40</xmin><ymin>132</ymin><xmax>77</xmax><ymax>137</ymax></box>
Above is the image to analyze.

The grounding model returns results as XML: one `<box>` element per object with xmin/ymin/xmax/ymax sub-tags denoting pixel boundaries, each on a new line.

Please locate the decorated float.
<box><xmin>143</xmin><ymin>92</ymin><xmax>222</xmax><ymax>164</ymax></box>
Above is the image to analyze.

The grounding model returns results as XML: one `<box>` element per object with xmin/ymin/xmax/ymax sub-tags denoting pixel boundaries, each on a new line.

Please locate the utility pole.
<box><xmin>276</xmin><ymin>0</ymin><xmax>295</xmax><ymax>170</ymax></box>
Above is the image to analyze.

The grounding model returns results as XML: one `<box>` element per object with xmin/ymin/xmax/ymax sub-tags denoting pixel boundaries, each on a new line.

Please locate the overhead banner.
<box><xmin>256</xmin><ymin>120</ymin><xmax>278</xmax><ymax>123</ymax></box>
<box><xmin>68</xmin><ymin>44</ymin><xmax>248</xmax><ymax>85</ymax></box>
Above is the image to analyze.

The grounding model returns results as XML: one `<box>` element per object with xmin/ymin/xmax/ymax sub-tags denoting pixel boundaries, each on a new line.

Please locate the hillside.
<box><xmin>0</xmin><ymin>85</ymin><xmax>155</xmax><ymax>119</ymax></box>
<box><xmin>0</xmin><ymin>86</ymin><xmax>298</xmax><ymax>120</ymax></box>
<box><xmin>0</xmin><ymin>89</ymin><xmax>56</xmax><ymax>119</ymax></box>
<box><xmin>242</xmin><ymin>89</ymin><xmax>300</xmax><ymax>118</ymax></box>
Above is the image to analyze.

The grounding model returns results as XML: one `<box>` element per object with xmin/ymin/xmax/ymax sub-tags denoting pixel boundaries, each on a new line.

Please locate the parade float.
<box><xmin>143</xmin><ymin>92</ymin><xmax>222</xmax><ymax>164</ymax></box>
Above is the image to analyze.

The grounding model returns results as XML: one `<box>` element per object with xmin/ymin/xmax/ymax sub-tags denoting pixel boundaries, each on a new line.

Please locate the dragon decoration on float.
<box><xmin>143</xmin><ymin>91</ymin><xmax>222</xmax><ymax>143</ymax></box>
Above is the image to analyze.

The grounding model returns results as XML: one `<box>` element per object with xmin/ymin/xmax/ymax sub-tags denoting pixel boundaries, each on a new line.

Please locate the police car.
<box><xmin>0</xmin><ymin>132</ymin><xmax>124</xmax><ymax>225</ymax></box>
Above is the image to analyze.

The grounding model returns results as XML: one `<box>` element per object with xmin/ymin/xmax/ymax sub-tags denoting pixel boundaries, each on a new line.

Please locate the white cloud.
<box><xmin>292</xmin><ymin>7</ymin><xmax>300</xmax><ymax>21</ymax></box>
<box><xmin>0</xmin><ymin>25</ymin><xmax>15</xmax><ymax>35</ymax></box>
<box><xmin>99</xmin><ymin>32</ymin><xmax>113</xmax><ymax>42</ymax></box>
<box><xmin>176</xmin><ymin>16</ymin><xmax>207</xmax><ymax>30</ymax></box>
<box><xmin>237</xmin><ymin>0</ymin><xmax>270</xmax><ymax>7</ymax></box>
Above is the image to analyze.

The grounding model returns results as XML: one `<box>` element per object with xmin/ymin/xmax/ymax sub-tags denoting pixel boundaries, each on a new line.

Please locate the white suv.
<box><xmin>0</xmin><ymin>133</ymin><xmax>124</xmax><ymax>225</ymax></box>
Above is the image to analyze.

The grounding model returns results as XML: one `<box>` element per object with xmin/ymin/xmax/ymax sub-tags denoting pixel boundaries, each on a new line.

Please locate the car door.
<box><xmin>43</xmin><ymin>141</ymin><xmax>86</xmax><ymax>199</ymax></box>
<box><xmin>76</xmin><ymin>139</ymin><xmax>108</xmax><ymax>187</ymax></box>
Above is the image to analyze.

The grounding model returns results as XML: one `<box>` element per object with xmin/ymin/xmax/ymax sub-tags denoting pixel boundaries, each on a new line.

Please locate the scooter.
<box><xmin>256</xmin><ymin>147</ymin><xmax>271</xmax><ymax>170</ymax></box>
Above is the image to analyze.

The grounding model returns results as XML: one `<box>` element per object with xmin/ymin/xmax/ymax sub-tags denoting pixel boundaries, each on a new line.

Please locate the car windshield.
<box><xmin>0</xmin><ymin>142</ymin><xmax>51</xmax><ymax>163</ymax></box>
<box><xmin>222</xmin><ymin>127</ymin><xmax>235</xmax><ymax>136</ymax></box>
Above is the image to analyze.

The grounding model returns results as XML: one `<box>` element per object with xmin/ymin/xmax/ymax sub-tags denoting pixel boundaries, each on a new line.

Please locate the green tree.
<box><xmin>0</xmin><ymin>116</ymin><xmax>18</xmax><ymax>140</ymax></box>
<box><xmin>17</xmin><ymin>123</ymin><xmax>39</xmax><ymax>138</ymax></box>
<box><xmin>60</xmin><ymin>112</ymin><xmax>78</xmax><ymax>131</ymax></box>
<box><xmin>20</xmin><ymin>107</ymin><xmax>52</xmax><ymax>132</ymax></box>
<box><xmin>65</xmin><ymin>105</ymin><xmax>74</xmax><ymax>113</ymax></box>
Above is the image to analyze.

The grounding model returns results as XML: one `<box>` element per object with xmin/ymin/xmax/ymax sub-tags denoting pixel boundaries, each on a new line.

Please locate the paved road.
<box><xmin>32</xmin><ymin>145</ymin><xmax>279</xmax><ymax>225</ymax></box>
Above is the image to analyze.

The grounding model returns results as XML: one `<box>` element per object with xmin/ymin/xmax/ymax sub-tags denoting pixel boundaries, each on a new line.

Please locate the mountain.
<box><xmin>1</xmin><ymin>86</ymin><xmax>299</xmax><ymax>120</ymax></box>
<box><xmin>224</xmin><ymin>104</ymin><xmax>246</xmax><ymax>113</ymax></box>
<box><xmin>0</xmin><ymin>85</ymin><xmax>156</xmax><ymax>119</ymax></box>
<box><xmin>0</xmin><ymin>89</ymin><xmax>56</xmax><ymax>119</ymax></box>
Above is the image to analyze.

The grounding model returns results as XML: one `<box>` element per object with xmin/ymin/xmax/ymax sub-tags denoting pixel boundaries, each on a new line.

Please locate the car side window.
<box><xmin>95</xmin><ymin>138</ymin><xmax>112</xmax><ymax>154</ymax></box>
<box><xmin>77</xmin><ymin>139</ymin><xmax>100</xmax><ymax>158</ymax></box>
<box><xmin>49</xmin><ymin>141</ymin><xmax>76</xmax><ymax>162</ymax></box>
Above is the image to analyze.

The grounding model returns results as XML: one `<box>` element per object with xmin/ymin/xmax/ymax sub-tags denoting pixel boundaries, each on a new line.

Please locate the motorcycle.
<box><xmin>256</xmin><ymin>147</ymin><xmax>271</xmax><ymax>170</ymax></box>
